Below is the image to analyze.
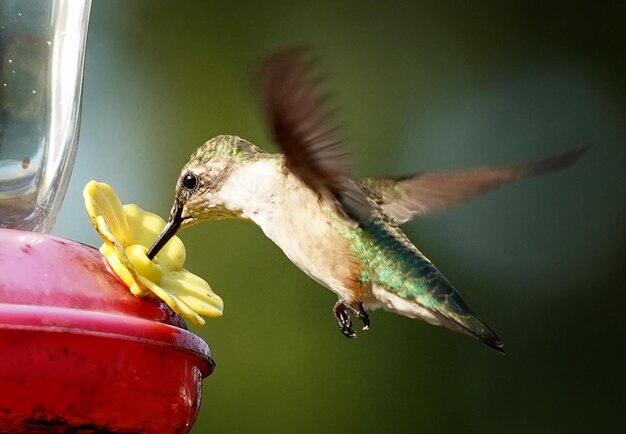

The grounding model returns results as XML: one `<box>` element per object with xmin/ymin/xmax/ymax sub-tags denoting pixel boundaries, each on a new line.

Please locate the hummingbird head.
<box><xmin>147</xmin><ymin>135</ymin><xmax>262</xmax><ymax>259</ymax></box>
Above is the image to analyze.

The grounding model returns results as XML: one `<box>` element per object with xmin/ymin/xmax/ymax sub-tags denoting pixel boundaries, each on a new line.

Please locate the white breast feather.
<box><xmin>219</xmin><ymin>159</ymin><xmax>354</xmax><ymax>300</ymax></box>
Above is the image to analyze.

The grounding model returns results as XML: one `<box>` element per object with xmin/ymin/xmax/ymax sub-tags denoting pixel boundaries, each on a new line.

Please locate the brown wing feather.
<box><xmin>362</xmin><ymin>146</ymin><xmax>589</xmax><ymax>223</ymax></box>
<box><xmin>261</xmin><ymin>47</ymin><xmax>373</xmax><ymax>225</ymax></box>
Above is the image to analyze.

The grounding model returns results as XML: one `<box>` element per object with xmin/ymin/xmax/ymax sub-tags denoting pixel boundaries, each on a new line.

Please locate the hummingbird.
<box><xmin>147</xmin><ymin>48</ymin><xmax>587</xmax><ymax>352</ymax></box>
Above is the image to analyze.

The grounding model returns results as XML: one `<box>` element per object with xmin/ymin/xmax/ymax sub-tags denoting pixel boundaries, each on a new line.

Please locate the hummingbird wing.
<box><xmin>361</xmin><ymin>146</ymin><xmax>588</xmax><ymax>224</ymax></box>
<box><xmin>261</xmin><ymin>47</ymin><xmax>374</xmax><ymax>225</ymax></box>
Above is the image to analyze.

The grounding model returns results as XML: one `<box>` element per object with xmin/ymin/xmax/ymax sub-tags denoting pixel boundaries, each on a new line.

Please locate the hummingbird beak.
<box><xmin>147</xmin><ymin>202</ymin><xmax>183</xmax><ymax>260</ymax></box>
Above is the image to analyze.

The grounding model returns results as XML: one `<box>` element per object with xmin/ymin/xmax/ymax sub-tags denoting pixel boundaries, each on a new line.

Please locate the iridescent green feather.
<box><xmin>339</xmin><ymin>210</ymin><xmax>502</xmax><ymax>350</ymax></box>
<box><xmin>190</xmin><ymin>135</ymin><xmax>263</xmax><ymax>165</ymax></box>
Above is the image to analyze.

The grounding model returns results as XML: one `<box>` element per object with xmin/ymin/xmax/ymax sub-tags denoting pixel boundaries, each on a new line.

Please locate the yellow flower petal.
<box><xmin>83</xmin><ymin>181</ymin><xmax>222</xmax><ymax>325</ymax></box>
<box><xmin>139</xmin><ymin>276</ymin><xmax>206</xmax><ymax>326</ymax></box>
<box><xmin>84</xmin><ymin>181</ymin><xmax>131</xmax><ymax>246</ymax></box>
<box><xmin>160</xmin><ymin>271</ymin><xmax>224</xmax><ymax>318</ymax></box>
<box><xmin>101</xmin><ymin>243</ymin><xmax>149</xmax><ymax>297</ymax></box>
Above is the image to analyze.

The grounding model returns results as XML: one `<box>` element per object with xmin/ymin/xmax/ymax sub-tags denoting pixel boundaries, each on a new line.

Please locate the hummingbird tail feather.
<box><xmin>436</xmin><ymin>311</ymin><xmax>505</xmax><ymax>353</ymax></box>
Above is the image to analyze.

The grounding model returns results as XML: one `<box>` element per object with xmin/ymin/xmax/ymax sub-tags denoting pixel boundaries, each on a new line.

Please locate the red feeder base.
<box><xmin>0</xmin><ymin>229</ymin><xmax>215</xmax><ymax>433</ymax></box>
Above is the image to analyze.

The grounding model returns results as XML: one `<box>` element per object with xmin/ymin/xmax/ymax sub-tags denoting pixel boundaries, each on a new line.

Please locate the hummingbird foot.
<box><xmin>333</xmin><ymin>300</ymin><xmax>370</xmax><ymax>337</ymax></box>
<box><xmin>333</xmin><ymin>300</ymin><xmax>356</xmax><ymax>338</ymax></box>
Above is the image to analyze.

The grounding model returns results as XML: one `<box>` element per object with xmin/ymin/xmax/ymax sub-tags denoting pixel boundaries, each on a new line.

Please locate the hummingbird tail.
<box><xmin>439</xmin><ymin>312</ymin><xmax>505</xmax><ymax>354</ymax></box>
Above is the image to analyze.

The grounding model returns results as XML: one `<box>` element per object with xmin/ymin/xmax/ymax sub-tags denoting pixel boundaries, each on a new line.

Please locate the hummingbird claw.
<box><xmin>342</xmin><ymin>326</ymin><xmax>357</xmax><ymax>338</ymax></box>
<box><xmin>354</xmin><ymin>302</ymin><xmax>370</xmax><ymax>331</ymax></box>
<box><xmin>333</xmin><ymin>300</ymin><xmax>356</xmax><ymax>338</ymax></box>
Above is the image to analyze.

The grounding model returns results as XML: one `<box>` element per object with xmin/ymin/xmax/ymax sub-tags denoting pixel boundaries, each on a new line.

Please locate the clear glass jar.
<box><xmin>0</xmin><ymin>0</ymin><xmax>91</xmax><ymax>232</ymax></box>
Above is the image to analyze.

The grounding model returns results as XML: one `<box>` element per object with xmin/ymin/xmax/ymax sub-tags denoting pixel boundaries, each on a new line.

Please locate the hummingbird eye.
<box><xmin>182</xmin><ymin>172</ymin><xmax>198</xmax><ymax>191</ymax></box>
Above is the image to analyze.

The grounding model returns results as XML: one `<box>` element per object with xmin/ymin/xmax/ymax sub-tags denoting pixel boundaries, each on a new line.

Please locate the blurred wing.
<box><xmin>260</xmin><ymin>47</ymin><xmax>373</xmax><ymax>225</ymax></box>
<box><xmin>362</xmin><ymin>146</ymin><xmax>589</xmax><ymax>224</ymax></box>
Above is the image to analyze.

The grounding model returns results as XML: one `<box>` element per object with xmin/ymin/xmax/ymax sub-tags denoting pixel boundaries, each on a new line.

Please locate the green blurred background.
<box><xmin>52</xmin><ymin>1</ymin><xmax>625</xmax><ymax>433</ymax></box>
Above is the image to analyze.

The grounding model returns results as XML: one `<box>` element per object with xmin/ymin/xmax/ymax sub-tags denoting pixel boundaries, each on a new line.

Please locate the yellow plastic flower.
<box><xmin>83</xmin><ymin>180</ymin><xmax>223</xmax><ymax>326</ymax></box>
